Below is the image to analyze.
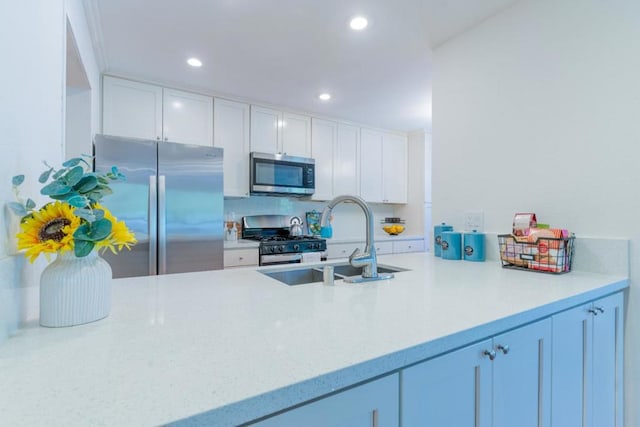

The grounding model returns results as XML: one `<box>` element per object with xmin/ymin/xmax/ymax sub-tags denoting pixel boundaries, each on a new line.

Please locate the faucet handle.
<box><xmin>349</xmin><ymin>247</ymin><xmax>361</xmax><ymax>260</ymax></box>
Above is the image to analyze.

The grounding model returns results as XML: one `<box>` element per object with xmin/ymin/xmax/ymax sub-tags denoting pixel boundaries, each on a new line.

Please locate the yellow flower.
<box><xmin>17</xmin><ymin>201</ymin><xmax>81</xmax><ymax>263</ymax></box>
<box><xmin>93</xmin><ymin>203</ymin><xmax>137</xmax><ymax>254</ymax></box>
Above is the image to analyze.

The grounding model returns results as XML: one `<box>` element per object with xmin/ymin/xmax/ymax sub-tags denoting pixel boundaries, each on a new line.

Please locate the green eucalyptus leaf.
<box><xmin>12</xmin><ymin>175</ymin><xmax>25</xmax><ymax>186</ymax></box>
<box><xmin>97</xmin><ymin>176</ymin><xmax>110</xmax><ymax>185</ymax></box>
<box><xmin>38</xmin><ymin>168</ymin><xmax>53</xmax><ymax>184</ymax></box>
<box><xmin>74</xmin><ymin>175</ymin><xmax>98</xmax><ymax>193</ymax></box>
<box><xmin>67</xmin><ymin>195</ymin><xmax>88</xmax><ymax>208</ymax></box>
<box><xmin>64</xmin><ymin>166</ymin><xmax>84</xmax><ymax>186</ymax></box>
<box><xmin>74</xmin><ymin>240</ymin><xmax>94</xmax><ymax>257</ymax></box>
<box><xmin>93</xmin><ymin>209</ymin><xmax>105</xmax><ymax>221</ymax></box>
<box><xmin>7</xmin><ymin>202</ymin><xmax>27</xmax><ymax>216</ymax></box>
<box><xmin>52</xmin><ymin>169</ymin><xmax>66</xmax><ymax>180</ymax></box>
<box><xmin>73</xmin><ymin>208</ymin><xmax>96</xmax><ymax>222</ymax></box>
<box><xmin>62</xmin><ymin>158</ymin><xmax>82</xmax><ymax>167</ymax></box>
<box><xmin>41</xmin><ymin>181</ymin><xmax>71</xmax><ymax>196</ymax></box>
<box><xmin>25</xmin><ymin>199</ymin><xmax>36</xmax><ymax>210</ymax></box>
<box><xmin>74</xmin><ymin>219</ymin><xmax>112</xmax><ymax>242</ymax></box>
<box><xmin>111</xmin><ymin>166</ymin><xmax>119</xmax><ymax>175</ymax></box>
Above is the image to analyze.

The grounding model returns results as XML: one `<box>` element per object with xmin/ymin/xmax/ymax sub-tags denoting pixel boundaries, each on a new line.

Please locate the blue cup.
<box><xmin>463</xmin><ymin>230</ymin><xmax>485</xmax><ymax>262</ymax></box>
<box><xmin>434</xmin><ymin>223</ymin><xmax>453</xmax><ymax>257</ymax></box>
<box><xmin>441</xmin><ymin>231</ymin><xmax>462</xmax><ymax>260</ymax></box>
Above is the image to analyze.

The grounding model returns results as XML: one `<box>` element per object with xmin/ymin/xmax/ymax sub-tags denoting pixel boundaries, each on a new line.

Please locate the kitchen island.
<box><xmin>0</xmin><ymin>253</ymin><xmax>628</xmax><ymax>426</ymax></box>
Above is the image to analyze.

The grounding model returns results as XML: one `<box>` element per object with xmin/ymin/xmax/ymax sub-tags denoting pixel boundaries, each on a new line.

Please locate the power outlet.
<box><xmin>464</xmin><ymin>211</ymin><xmax>484</xmax><ymax>231</ymax></box>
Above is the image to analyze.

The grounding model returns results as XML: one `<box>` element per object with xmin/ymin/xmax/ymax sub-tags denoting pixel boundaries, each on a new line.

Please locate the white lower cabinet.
<box><xmin>392</xmin><ymin>239</ymin><xmax>424</xmax><ymax>253</ymax></box>
<box><xmin>223</xmin><ymin>248</ymin><xmax>259</xmax><ymax>268</ymax></box>
<box><xmin>402</xmin><ymin>318</ymin><xmax>551</xmax><ymax>427</ymax></box>
<box><xmin>251</xmin><ymin>373</ymin><xmax>399</xmax><ymax>427</ymax></box>
<box><xmin>375</xmin><ymin>241</ymin><xmax>393</xmax><ymax>255</ymax></box>
<box><xmin>327</xmin><ymin>242</ymin><xmax>362</xmax><ymax>259</ymax></box>
<box><xmin>551</xmin><ymin>292</ymin><xmax>623</xmax><ymax>427</ymax></box>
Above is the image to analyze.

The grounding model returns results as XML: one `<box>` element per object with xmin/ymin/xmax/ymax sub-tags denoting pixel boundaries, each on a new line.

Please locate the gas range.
<box><xmin>241</xmin><ymin>215</ymin><xmax>327</xmax><ymax>266</ymax></box>
<box><xmin>247</xmin><ymin>235</ymin><xmax>327</xmax><ymax>256</ymax></box>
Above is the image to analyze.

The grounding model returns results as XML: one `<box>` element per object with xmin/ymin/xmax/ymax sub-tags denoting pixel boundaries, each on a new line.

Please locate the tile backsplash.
<box><xmin>224</xmin><ymin>196</ymin><xmax>396</xmax><ymax>240</ymax></box>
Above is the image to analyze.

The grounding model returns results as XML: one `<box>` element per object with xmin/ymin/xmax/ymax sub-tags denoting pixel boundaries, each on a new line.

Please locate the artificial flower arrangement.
<box><xmin>9</xmin><ymin>156</ymin><xmax>136</xmax><ymax>262</ymax></box>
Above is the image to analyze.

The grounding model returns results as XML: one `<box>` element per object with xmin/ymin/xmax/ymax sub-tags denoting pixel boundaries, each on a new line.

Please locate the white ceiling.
<box><xmin>85</xmin><ymin>0</ymin><xmax>519</xmax><ymax>132</ymax></box>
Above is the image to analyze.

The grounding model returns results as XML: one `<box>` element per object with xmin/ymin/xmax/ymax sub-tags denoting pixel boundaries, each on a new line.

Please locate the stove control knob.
<box><xmin>269</xmin><ymin>246</ymin><xmax>275</xmax><ymax>253</ymax></box>
<box><xmin>293</xmin><ymin>244</ymin><xmax>300</xmax><ymax>251</ymax></box>
<box><xmin>314</xmin><ymin>243</ymin><xmax>320</xmax><ymax>249</ymax></box>
<box><xmin>278</xmin><ymin>245</ymin><xmax>284</xmax><ymax>252</ymax></box>
<box><xmin>307</xmin><ymin>243</ymin><xmax>314</xmax><ymax>250</ymax></box>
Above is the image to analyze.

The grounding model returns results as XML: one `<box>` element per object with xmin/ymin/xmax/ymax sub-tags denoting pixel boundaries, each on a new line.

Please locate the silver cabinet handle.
<box><xmin>164</xmin><ymin>137</ymin><xmax>168</xmax><ymax>141</ymax></box>
<box><xmin>372</xmin><ymin>409</ymin><xmax>379</xmax><ymax>427</ymax></box>
<box><xmin>595</xmin><ymin>306</ymin><xmax>605</xmax><ymax>314</ymax></box>
<box><xmin>497</xmin><ymin>344</ymin><xmax>510</xmax><ymax>355</ymax></box>
<box><xmin>483</xmin><ymin>349</ymin><xmax>496</xmax><ymax>360</ymax></box>
<box><xmin>156</xmin><ymin>136</ymin><xmax>160</xmax><ymax>140</ymax></box>
<box><xmin>148</xmin><ymin>175</ymin><xmax>158</xmax><ymax>275</ymax></box>
<box><xmin>588</xmin><ymin>308</ymin><xmax>599</xmax><ymax>316</ymax></box>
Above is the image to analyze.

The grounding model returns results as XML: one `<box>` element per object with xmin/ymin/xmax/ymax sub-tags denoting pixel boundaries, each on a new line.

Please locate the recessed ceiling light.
<box><xmin>187</xmin><ymin>57</ymin><xmax>202</xmax><ymax>67</ymax></box>
<box><xmin>349</xmin><ymin>16</ymin><xmax>368</xmax><ymax>30</ymax></box>
<box><xmin>318</xmin><ymin>93</ymin><xmax>332</xmax><ymax>101</ymax></box>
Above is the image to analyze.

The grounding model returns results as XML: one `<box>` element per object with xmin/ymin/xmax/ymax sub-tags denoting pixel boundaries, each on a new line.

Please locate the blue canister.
<box><xmin>463</xmin><ymin>230</ymin><xmax>486</xmax><ymax>262</ymax></box>
<box><xmin>441</xmin><ymin>231</ymin><xmax>462</xmax><ymax>260</ymax></box>
<box><xmin>434</xmin><ymin>223</ymin><xmax>453</xmax><ymax>257</ymax></box>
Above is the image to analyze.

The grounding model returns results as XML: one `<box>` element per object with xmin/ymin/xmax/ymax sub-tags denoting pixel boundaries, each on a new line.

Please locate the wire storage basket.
<box><xmin>498</xmin><ymin>234</ymin><xmax>575</xmax><ymax>274</ymax></box>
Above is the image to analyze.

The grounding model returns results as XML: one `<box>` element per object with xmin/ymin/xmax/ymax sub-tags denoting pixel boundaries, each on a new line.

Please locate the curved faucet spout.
<box><xmin>321</xmin><ymin>195</ymin><xmax>378</xmax><ymax>278</ymax></box>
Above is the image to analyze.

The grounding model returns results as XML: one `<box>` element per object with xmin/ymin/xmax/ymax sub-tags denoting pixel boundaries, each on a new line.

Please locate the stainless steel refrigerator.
<box><xmin>94</xmin><ymin>134</ymin><xmax>224</xmax><ymax>278</ymax></box>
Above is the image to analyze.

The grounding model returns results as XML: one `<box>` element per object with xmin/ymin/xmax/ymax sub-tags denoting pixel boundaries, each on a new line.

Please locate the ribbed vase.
<box><xmin>39</xmin><ymin>251</ymin><xmax>113</xmax><ymax>327</ymax></box>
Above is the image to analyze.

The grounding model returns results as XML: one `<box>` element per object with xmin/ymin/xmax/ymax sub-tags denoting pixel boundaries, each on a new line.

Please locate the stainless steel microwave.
<box><xmin>250</xmin><ymin>152</ymin><xmax>315</xmax><ymax>196</ymax></box>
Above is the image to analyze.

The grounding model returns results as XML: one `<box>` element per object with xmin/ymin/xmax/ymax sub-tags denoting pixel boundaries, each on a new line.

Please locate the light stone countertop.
<box><xmin>0</xmin><ymin>253</ymin><xmax>628</xmax><ymax>426</ymax></box>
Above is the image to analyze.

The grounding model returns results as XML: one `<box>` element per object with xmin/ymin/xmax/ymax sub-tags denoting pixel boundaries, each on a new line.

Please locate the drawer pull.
<box><xmin>483</xmin><ymin>349</ymin><xmax>496</xmax><ymax>360</ymax></box>
<box><xmin>497</xmin><ymin>344</ymin><xmax>510</xmax><ymax>355</ymax></box>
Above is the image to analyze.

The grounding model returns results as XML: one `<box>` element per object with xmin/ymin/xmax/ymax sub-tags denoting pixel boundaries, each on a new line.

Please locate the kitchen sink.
<box><xmin>261</xmin><ymin>262</ymin><xmax>408</xmax><ymax>286</ymax></box>
<box><xmin>261</xmin><ymin>268</ymin><xmax>338</xmax><ymax>286</ymax></box>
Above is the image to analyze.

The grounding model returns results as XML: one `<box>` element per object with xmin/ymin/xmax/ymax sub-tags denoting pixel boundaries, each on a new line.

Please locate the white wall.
<box><xmin>432</xmin><ymin>0</ymin><xmax>640</xmax><ymax>425</ymax></box>
<box><xmin>0</xmin><ymin>0</ymin><xmax>100</xmax><ymax>345</ymax></box>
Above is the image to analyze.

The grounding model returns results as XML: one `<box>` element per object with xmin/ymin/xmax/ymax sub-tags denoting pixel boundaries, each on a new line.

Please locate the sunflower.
<box><xmin>17</xmin><ymin>201</ymin><xmax>81</xmax><ymax>262</ymax></box>
<box><xmin>93</xmin><ymin>203</ymin><xmax>137</xmax><ymax>254</ymax></box>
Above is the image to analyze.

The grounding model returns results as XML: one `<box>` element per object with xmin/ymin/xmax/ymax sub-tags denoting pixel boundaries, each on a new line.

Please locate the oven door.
<box><xmin>260</xmin><ymin>253</ymin><xmax>303</xmax><ymax>266</ymax></box>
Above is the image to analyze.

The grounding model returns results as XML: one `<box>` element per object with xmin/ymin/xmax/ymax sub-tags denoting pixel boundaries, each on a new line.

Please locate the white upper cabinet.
<box><xmin>359</xmin><ymin>128</ymin><xmax>384</xmax><ymax>202</ymax></box>
<box><xmin>334</xmin><ymin>124</ymin><xmax>360</xmax><ymax>197</ymax></box>
<box><xmin>102</xmin><ymin>76</ymin><xmax>213</xmax><ymax>146</ymax></box>
<box><xmin>162</xmin><ymin>88</ymin><xmax>213</xmax><ymax>146</ymax></box>
<box><xmin>282</xmin><ymin>112</ymin><xmax>311</xmax><ymax>157</ymax></box>
<box><xmin>103</xmin><ymin>76</ymin><xmax>162</xmax><ymax>140</ymax></box>
<box><xmin>214</xmin><ymin>98</ymin><xmax>250</xmax><ymax>197</ymax></box>
<box><xmin>359</xmin><ymin>127</ymin><xmax>407</xmax><ymax>204</ymax></box>
<box><xmin>250</xmin><ymin>105</ymin><xmax>281</xmax><ymax>154</ymax></box>
<box><xmin>382</xmin><ymin>133</ymin><xmax>408</xmax><ymax>203</ymax></box>
<box><xmin>311</xmin><ymin>118</ymin><xmax>337</xmax><ymax>201</ymax></box>
<box><xmin>250</xmin><ymin>105</ymin><xmax>311</xmax><ymax>157</ymax></box>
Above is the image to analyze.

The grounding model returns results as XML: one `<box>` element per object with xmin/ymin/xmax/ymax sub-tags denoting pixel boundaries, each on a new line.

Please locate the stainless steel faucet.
<box><xmin>321</xmin><ymin>195</ymin><xmax>393</xmax><ymax>283</ymax></box>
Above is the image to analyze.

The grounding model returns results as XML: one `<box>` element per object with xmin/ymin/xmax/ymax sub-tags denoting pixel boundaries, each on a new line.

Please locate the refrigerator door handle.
<box><xmin>149</xmin><ymin>175</ymin><xmax>158</xmax><ymax>275</ymax></box>
<box><xmin>158</xmin><ymin>175</ymin><xmax>167</xmax><ymax>274</ymax></box>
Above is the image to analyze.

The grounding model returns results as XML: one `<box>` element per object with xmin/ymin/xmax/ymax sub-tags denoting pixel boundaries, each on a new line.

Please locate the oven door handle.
<box><xmin>261</xmin><ymin>253</ymin><xmax>303</xmax><ymax>264</ymax></box>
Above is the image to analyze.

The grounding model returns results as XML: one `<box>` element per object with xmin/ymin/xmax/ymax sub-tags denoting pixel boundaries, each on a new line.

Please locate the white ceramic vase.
<box><xmin>39</xmin><ymin>251</ymin><xmax>113</xmax><ymax>327</ymax></box>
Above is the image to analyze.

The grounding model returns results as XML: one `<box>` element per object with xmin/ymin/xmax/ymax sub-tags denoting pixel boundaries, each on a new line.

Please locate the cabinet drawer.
<box><xmin>375</xmin><ymin>241</ymin><xmax>393</xmax><ymax>255</ymax></box>
<box><xmin>326</xmin><ymin>242</ymin><xmax>362</xmax><ymax>259</ymax></box>
<box><xmin>224</xmin><ymin>248</ymin><xmax>259</xmax><ymax>268</ymax></box>
<box><xmin>393</xmin><ymin>239</ymin><xmax>425</xmax><ymax>253</ymax></box>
